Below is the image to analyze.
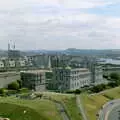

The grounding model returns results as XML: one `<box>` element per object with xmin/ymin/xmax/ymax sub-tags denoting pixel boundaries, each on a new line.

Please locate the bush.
<box><xmin>66</xmin><ymin>89</ymin><xmax>81</xmax><ymax>94</ymax></box>
<box><xmin>74</xmin><ymin>89</ymin><xmax>81</xmax><ymax>94</ymax></box>
<box><xmin>8</xmin><ymin>81</ymin><xmax>20</xmax><ymax>90</ymax></box>
<box><xmin>110</xmin><ymin>73</ymin><xmax>120</xmax><ymax>80</ymax></box>
<box><xmin>90</xmin><ymin>84</ymin><xmax>107</xmax><ymax>93</ymax></box>
<box><xmin>18</xmin><ymin>88</ymin><xmax>29</xmax><ymax>93</ymax></box>
<box><xmin>107</xmin><ymin>82</ymin><xmax>118</xmax><ymax>88</ymax></box>
<box><xmin>0</xmin><ymin>88</ymin><xmax>6</xmax><ymax>94</ymax></box>
<box><xmin>66</xmin><ymin>90</ymin><xmax>75</xmax><ymax>94</ymax></box>
<box><xmin>17</xmin><ymin>80</ymin><xmax>22</xmax><ymax>88</ymax></box>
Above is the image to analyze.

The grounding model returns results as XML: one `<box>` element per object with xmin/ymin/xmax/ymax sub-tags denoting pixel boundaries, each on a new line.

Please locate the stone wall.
<box><xmin>0</xmin><ymin>72</ymin><xmax>20</xmax><ymax>88</ymax></box>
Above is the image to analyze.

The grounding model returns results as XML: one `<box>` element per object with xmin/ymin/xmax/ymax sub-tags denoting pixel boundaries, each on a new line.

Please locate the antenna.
<box><xmin>13</xmin><ymin>42</ymin><xmax>15</xmax><ymax>50</ymax></box>
<box><xmin>8</xmin><ymin>40</ymin><xmax>11</xmax><ymax>51</ymax></box>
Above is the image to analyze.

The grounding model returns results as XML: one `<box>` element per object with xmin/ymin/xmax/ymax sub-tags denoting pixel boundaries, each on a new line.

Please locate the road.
<box><xmin>99</xmin><ymin>99</ymin><xmax>120</xmax><ymax>120</ymax></box>
<box><xmin>76</xmin><ymin>95</ymin><xmax>88</xmax><ymax>120</ymax></box>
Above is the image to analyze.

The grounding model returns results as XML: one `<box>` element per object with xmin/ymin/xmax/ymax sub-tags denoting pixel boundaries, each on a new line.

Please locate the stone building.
<box><xmin>51</xmin><ymin>67</ymin><xmax>91</xmax><ymax>91</ymax></box>
<box><xmin>20</xmin><ymin>70</ymin><xmax>52</xmax><ymax>91</ymax></box>
<box><xmin>27</xmin><ymin>54</ymin><xmax>51</xmax><ymax>69</ymax></box>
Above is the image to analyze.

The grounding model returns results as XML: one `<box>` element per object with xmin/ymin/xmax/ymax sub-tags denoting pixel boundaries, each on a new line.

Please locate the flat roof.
<box><xmin>0</xmin><ymin>71</ymin><xmax>20</xmax><ymax>75</ymax></box>
<box><xmin>20</xmin><ymin>70</ymin><xmax>52</xmax><ymax>74</ymax></box>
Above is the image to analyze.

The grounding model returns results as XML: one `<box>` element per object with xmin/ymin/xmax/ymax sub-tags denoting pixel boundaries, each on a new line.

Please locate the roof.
<box><xmin>20</xmin><ymin>70</ymin><xmax>52</xmax><ymax>74</ymax></box>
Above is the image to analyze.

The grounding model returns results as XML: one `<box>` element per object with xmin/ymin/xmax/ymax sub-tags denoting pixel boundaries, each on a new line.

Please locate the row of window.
<box><xmin>71</xmin><ymin>80</ymin><xmax>90</xmax><ymax>89</ymax></box>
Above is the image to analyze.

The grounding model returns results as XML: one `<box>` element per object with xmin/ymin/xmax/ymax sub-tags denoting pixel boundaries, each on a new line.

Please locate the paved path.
<box><xmin>76</xmin><ymin>95</ymin><xmax>88</xmax><ymax>120</ymax></box>
<box><xmin>55</xmin><ymin>102</ymin><xmax>70</xmax><ymax>120</ymax></box>
<box><xmin>99</xmin><ymin>99</ymin><xmax>120</xmax><ymax>120</ymax></box>
<box><xmin>43</xmin><ymin>96</ymin><xmax>70</xmax><ymax>120</ymax></box>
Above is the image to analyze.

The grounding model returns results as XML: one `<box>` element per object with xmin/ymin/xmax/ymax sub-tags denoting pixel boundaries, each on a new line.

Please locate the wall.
<box><xmin>0</xmin><ymin>72</ymin><xmax>20</xmax><ymax>88</ymax></box>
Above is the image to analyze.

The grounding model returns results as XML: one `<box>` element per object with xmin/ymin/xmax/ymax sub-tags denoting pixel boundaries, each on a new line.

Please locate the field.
<box><xmin>0</xmin><ymin>96</ymin><xmax>62</xmax><ymax>120</ymax></box>
<box><xmin>81</xmin><ymin>87</ymin><xmax>120</xmax><ymax>120</ymax></box>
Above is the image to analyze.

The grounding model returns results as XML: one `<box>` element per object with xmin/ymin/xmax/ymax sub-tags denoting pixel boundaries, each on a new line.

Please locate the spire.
<box><xmin>48</xmin><ymin>56</ymin><xmax>51</xmax><ymax>69</ymax></box>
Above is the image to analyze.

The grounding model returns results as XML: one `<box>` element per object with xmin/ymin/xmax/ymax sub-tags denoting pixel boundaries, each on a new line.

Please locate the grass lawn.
<box><xmin>42</xmin><ymin>92</ymin><xmax>82</xmax><ymax>120</ymax></box>
<box><xmin>81</xmin><ymin>87</ymin><xmax>120</xmax><ymax>120</ymax></box>
<box><xmin>63</xmin><ymin>97</ymin><xmax>82</xmax><ymax>120</ymax></box>
<box><xmin>0</xmin><ymin>96</ymin><xmax>62</xmax><ymax>120</ymax></box>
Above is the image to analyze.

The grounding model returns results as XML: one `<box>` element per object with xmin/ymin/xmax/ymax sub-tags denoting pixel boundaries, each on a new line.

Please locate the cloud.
<box><xmin>0</xmin><ymin>0</ymin><xmax>119</xmax><ymax>49</ymax></box>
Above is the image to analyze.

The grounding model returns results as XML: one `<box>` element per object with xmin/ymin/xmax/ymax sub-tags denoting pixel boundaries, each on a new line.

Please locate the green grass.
<box><xmin>81</xmin><ymin>87</ymin><xmax>120</xmax><ymax>120</ymax></box>
<box><xmin>42</xmin><ymin>92</ymin><xmax>82</xmax><ymax>120</ymax></box>
<box><xmin>0</xmin><ymin>103</ymin><xmax>41</xmax><ymax>120</ymax></box>
<box><xmin>0</xmin><ymin>96</ymin><xmax>62</xmax><ymax>120</ymax></box>
<box><xmin>63</xmin><ymin>97</ymin><xmax>82</xmax><ymax>120</ymax></box>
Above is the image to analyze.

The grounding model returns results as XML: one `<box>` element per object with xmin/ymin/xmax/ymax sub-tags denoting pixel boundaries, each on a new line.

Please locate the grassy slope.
<box><xmin>0</xmin><ymin>96</ymin><xmax>62</xmax><ymax>120</ymax></box>
<box><xmin>63</xmin><ymin>97</ymin><xmax>82</xmax><ymax>120</ymax></box>
<box><xmin>81</xmin><ymin>87</ymin><xmax>120</xmax><ymax>120</ymax></box>
<box><xmin>43</xmin><ymin>92</ymin><xmax>82</xmax><ymax>120</ymax></box>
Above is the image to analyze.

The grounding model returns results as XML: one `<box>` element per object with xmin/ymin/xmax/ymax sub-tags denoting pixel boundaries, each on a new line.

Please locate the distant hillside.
<box><xmin>1</xmin><ymin>49</ymin><xmax>120</xmax><ymax>57</ymax></box>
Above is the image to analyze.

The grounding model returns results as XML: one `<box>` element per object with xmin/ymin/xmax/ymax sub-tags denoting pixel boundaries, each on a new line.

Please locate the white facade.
<box><xmin>70</xmin><ymin>69</ymin><xmax>91</xmax><ymax>90</ymax></box>
<box><xmin>53</xmin><ymin>68</ymin><xmax>91</xmax><ymax>91</ymax></box>
<box><xmin>19</xmin><ymin>60</ymin><xmax>26</xmax><ymax>67</ymax></box>
<box><xmin>9</xmin><ymin>60</ymin><xmax>16</xmax><ymax>67</ymax></box>
<box><xmin>0</xmin><ymin>61</ymin><xmax>4</xmax><ymax>68</ymax></box>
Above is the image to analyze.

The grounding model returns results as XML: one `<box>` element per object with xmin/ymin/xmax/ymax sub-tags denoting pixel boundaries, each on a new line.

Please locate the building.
<box><xmin>8</xmin><ymin>50</ymin><xmax>21</xmax><ymax>59</ymax></box>
<box><xmin>20</xmin><ymin>70</ymin><xmax>52</xmax><ymax>91</ymax></box>
<box><xmin>51</xmin><ymin>67</ymin><xmax>91</xmax><ymax>91</ymax></box>
<box><xmin>0</xmin><ymin>61</ymin><xmax>4</xmax><ymax>68</ymax></box>
<box><xmin>27</xmin><ymin>54</ymin><xmax>51</xmax><ymax>69</ymax></box>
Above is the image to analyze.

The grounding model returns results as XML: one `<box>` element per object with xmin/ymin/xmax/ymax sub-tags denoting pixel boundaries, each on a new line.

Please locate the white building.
<box><xmin>52</xmin><ymin>67</ymin><xmax>91</xmax><ymax>91</ymax></box>
<box><xmin>19</xmin><ymin>60</ymin><xmax>26</xmax><ymax>67</ymax></box>
<box><xmin>0</xmin><ymin>61</ymin><xmax>4</xmax><ymax>68</ymax></box>
<box><xmin>9</xmin><ymin>60</ymin><xmax>16</xmax><ymax>68</ymax></box>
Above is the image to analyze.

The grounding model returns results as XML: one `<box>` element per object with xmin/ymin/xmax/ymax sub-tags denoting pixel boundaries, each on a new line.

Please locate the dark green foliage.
<box><xmin>0</xmin><ymin>88</ymin><xmax>6</xmax><ymax>96</ymax></box>
<box><xmin>8</xmin><ymin>81</ymin><xmax>20</xmax><ymax>90</ymax></box>
<box><xmin>74</xmin><ymin>89</ymin><xmax>81</xmax><ymax>94</ymax></box>
<box><xmin>90</xmin><ymin>84</ymin><xmax>107</xmax><ymax>93</ymax></box>
<box><xmin>18</xmin><ymin>88</ymin><xmax>29</xmax><ymax>93</ymax></box>
<box><xmin>103</xmin><ymin>74</ymin><xmax>108</xmax><ymax>79</ymax></box>
<box><xmin>107</xmin><ymin>82</ymin><xmax>118</xmax><ymax>88</ymax></box>
<box><xmin>17</xmin><ymin>80</ymin><xmax>22</xmax><ymax>88</ymax></box>
<box><xmin>45</xmin><ymin>72</ymin><xmax>53</xmax><ymax>79</ymax></box>
<box><xmin>0</xmin><ymin>88</ymin><xmax>5</xmax><ymax>94</ymax></box>
<box><xmin>66</xmin><ymin>89</ymin><xmax>81</xmax><ymax>94</ymax></box>
<box><xmin>110</xmin><ymin>72</ymin><xmax>120</xmax><ymax>80</ymax></box>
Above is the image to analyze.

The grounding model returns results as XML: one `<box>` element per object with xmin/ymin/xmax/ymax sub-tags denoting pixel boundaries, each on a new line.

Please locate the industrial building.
<box><xmin>20</xmin><ymin>70</ymin><xmax>52</xmax><ymax>91</ymax></box>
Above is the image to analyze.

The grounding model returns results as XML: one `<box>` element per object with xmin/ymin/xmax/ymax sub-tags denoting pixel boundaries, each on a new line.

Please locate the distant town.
<box><xmin>0</xmin><ymin>42</ymin><xmax>120</xmax><ymax>92</ymax></box>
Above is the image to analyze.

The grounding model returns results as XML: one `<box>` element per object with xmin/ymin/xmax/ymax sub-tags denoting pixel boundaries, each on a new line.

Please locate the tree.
<box><xmin>74</xmin><ymin>89</ymin><xmax>81</xmax><ymax>94</ymax></box>
<box><xmin>107</xmin><ymin>82</ymin><xmax>118</xmax><ymax>88</ymax></box>
<box><xmin>110</xmin><ymin>73</ymin><xmax>120</xmax><ymax>80</ymax></box>
<box><xmin>17</xmin><ymin>80</ymin><xmax>22</xmax><ymax>88</ymax></box>
<box><xmin>90</xmin><ymin>84</ymin><xmax>107</xmax><ymax>93</ymax></box>
<box><xmin>8</xmin><ymin>81</ymin><xmax>20</xmax><ymax>90</ymax></box>
<box><xmin>0</xmin><ymin>88</ymin><xmax>5</xmax><ymax>94</ymax></box>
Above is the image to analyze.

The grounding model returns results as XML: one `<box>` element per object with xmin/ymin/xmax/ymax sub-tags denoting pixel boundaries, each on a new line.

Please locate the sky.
<box><xmin>0</xmin><ymin>0</ymin><xmax>120</xmax><ymax>50</ymax></box>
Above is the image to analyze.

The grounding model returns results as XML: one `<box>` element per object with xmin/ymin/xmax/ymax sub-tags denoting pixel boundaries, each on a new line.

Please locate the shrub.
<box><xmin>74</xmin><ymin>89</ymin><xmax>81</xmax><ymax>94</ymax></box>
<box><xmin>17</xmin><ymin>80</ymin><xmax>22</xmax><ymax>88</ymax></box>
<box><xmin>110</xmin><ymin>72</ymin><xmax>120</xmax><ymax>80</ymax></box>
<box><xmin>8</xmin><ymin>81</ymin><xmax>20</xmax><ymax>90</ymax></box>
<box><xmin>0</xmin><ymin>88</ymin><xmax>6</xmax><ymax>94</ymax></box>
<box><xmin>18</xmin><ymin>88</ymin><xmax>29</xmax><ymax>93</ymax></box>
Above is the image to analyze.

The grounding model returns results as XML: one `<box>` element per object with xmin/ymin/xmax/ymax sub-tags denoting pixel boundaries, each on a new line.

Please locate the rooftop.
<box><xmin>20</xmin><ymin>70</ymin><xmax>52</xmax><ymax>74</ymax></box>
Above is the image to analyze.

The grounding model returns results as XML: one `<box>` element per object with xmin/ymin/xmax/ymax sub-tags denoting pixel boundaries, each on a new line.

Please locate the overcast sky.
<box><xmin>0</xmin><ymin>0</ymin><xmax>120</xmax><ymax>50</ymax></box>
